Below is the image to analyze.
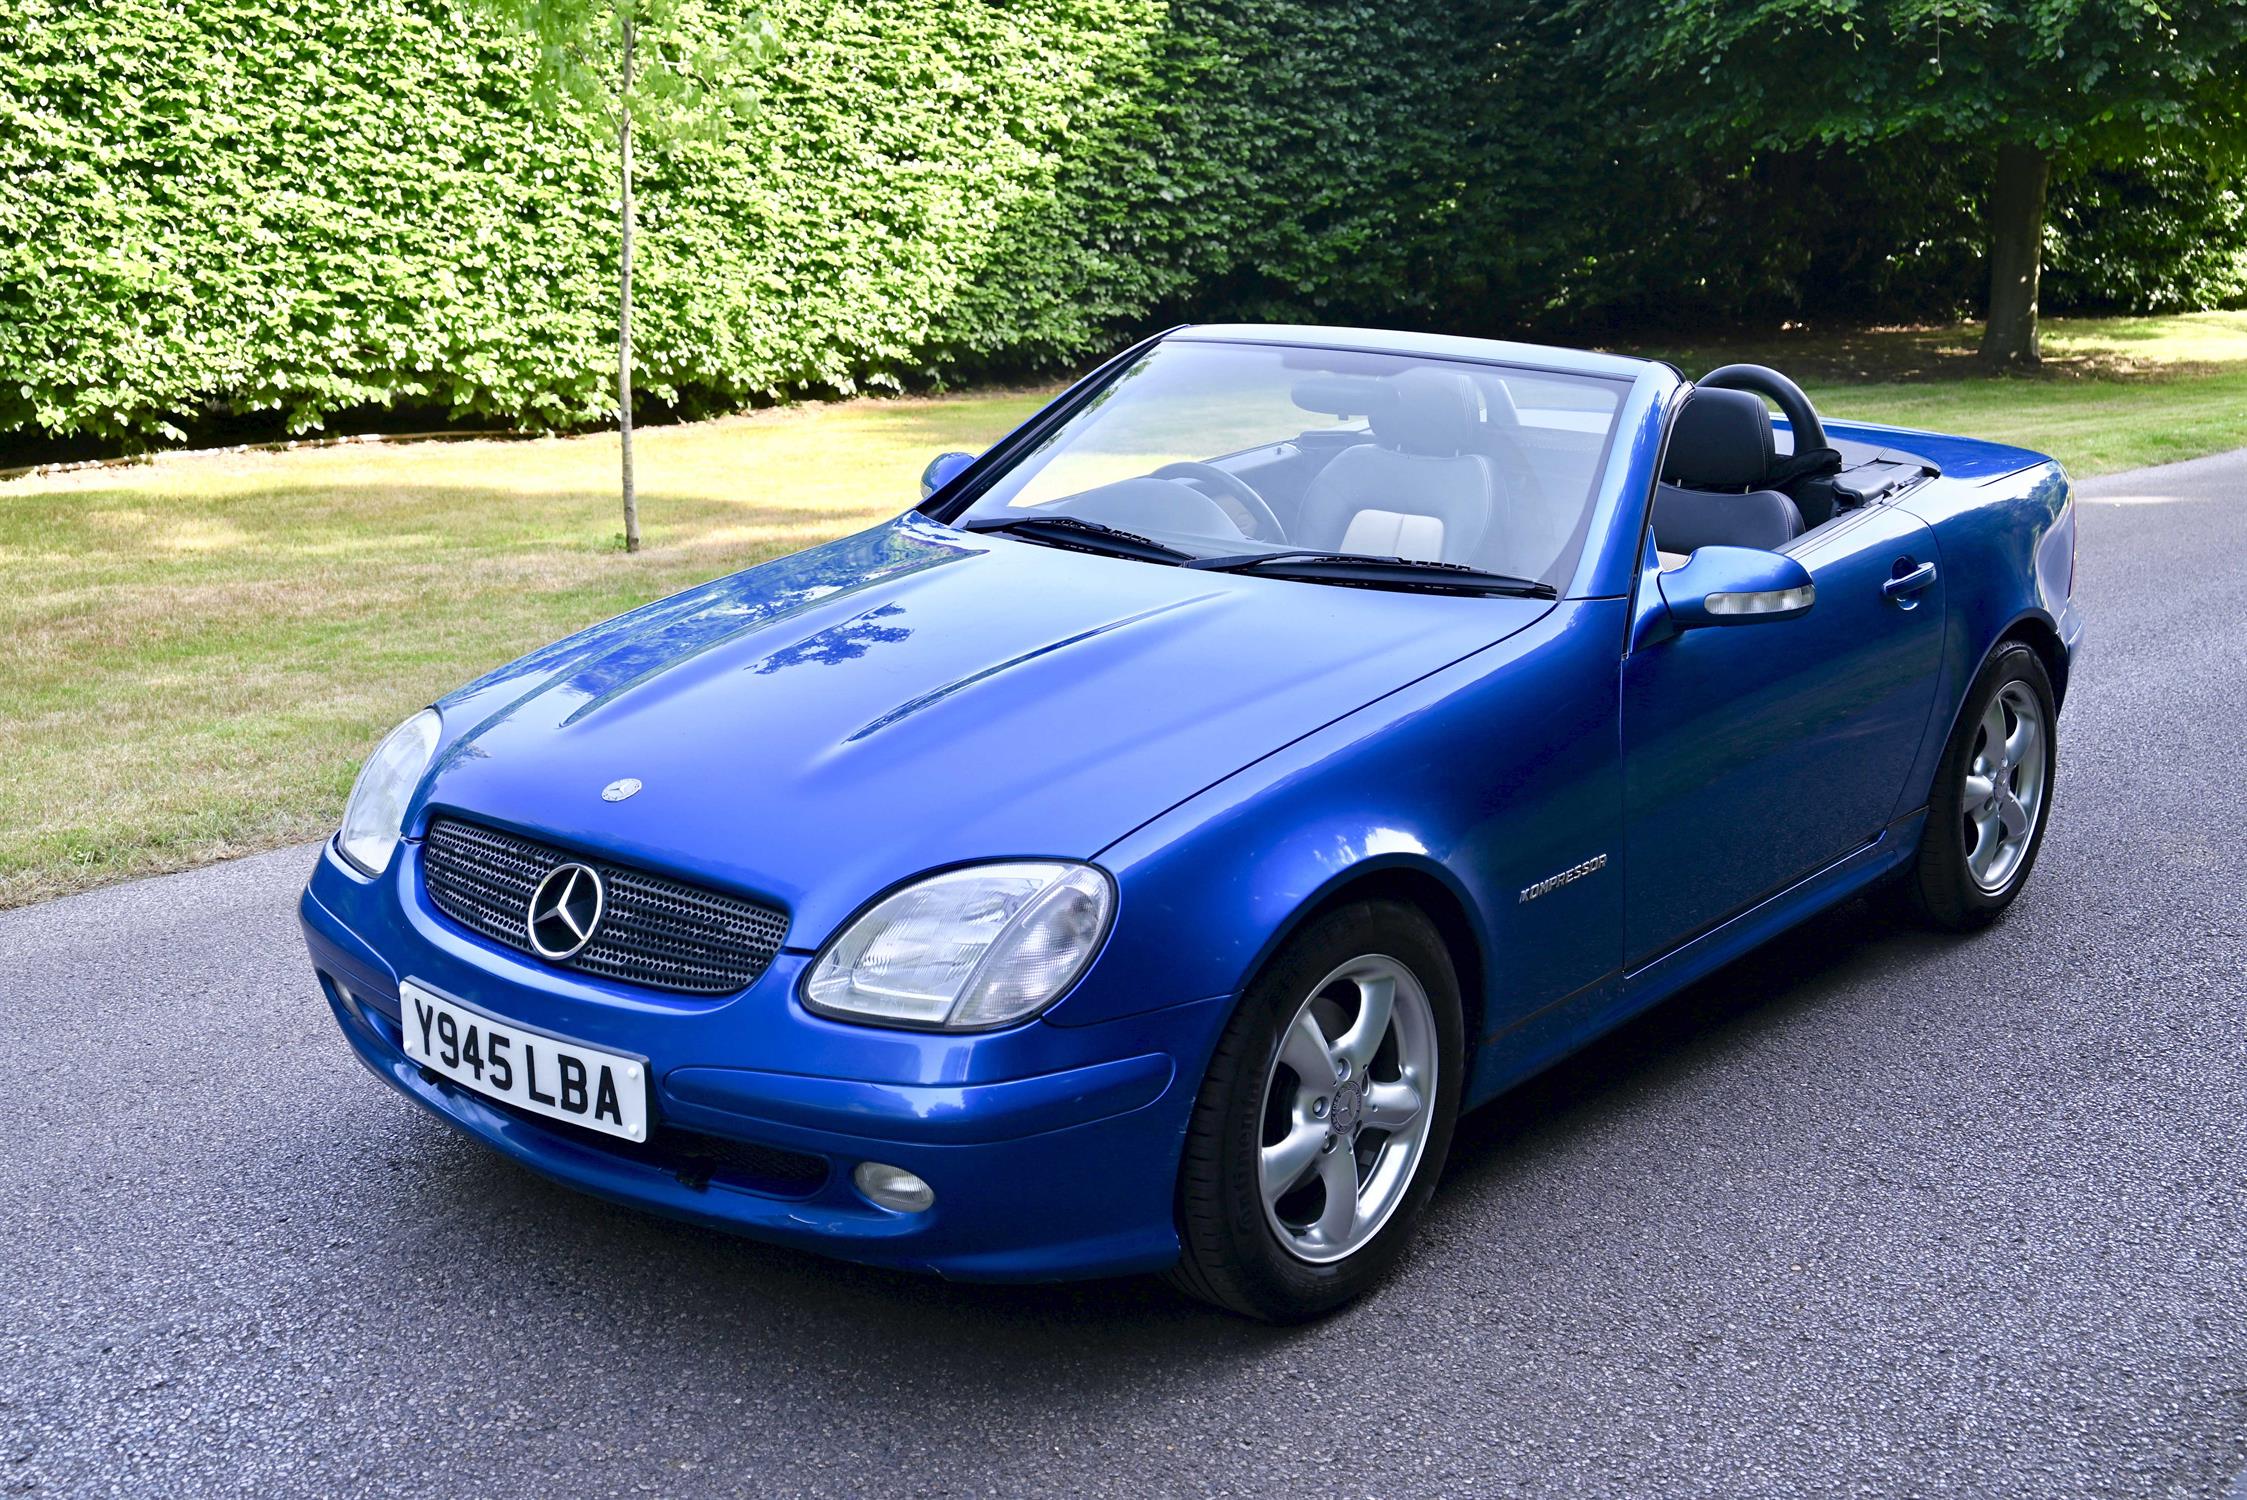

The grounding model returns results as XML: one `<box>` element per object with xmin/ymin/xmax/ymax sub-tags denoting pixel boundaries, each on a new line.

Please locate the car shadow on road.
<box><xmin>1437</xmin><ymin>891</ymin><xmax>1943</xmax><ymax>1186</ymax></box>
<box><xmin>378</xmin><ymin>890</ymin><xmax>1951</xmax><ymax>1378</ymax></box>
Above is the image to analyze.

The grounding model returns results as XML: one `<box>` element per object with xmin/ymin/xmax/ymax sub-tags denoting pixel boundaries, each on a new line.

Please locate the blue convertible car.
<box><xmin>302</xmin><ymin>325</ymin><xmax>2081</xmax><ymax>1320</ymax></box>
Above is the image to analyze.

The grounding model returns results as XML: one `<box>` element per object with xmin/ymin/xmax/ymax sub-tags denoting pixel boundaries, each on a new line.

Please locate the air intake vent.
<box><xmin>419</xmin><ymin>817</ymin><xmax>788</xmax><ymax>996</ymax></box>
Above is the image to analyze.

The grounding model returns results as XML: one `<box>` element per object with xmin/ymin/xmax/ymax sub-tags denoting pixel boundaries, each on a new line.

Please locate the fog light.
<box><xmin>853</xmin><ymin>1161</ymin><xmax>935</xmax><ymax>1213</ymax></box>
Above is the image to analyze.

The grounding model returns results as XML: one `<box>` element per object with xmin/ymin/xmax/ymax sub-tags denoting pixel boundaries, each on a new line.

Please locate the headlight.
<box><xmin>336</xmin><ymin>708</ymin><xmax>441</xmax><ymax>876</ymax></box>
<box><xmin>803</xmin><ymin>862</ymin><xmax>1114</xmax><ymax>1030</ymax></box>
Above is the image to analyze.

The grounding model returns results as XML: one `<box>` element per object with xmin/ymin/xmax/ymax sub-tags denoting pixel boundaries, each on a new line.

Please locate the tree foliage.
<box><xmin>1557</xmin><ymin>0</ymin><xmax>2247</xmax><ymax>360</ymax></box>
<box><xmin>0</xmin><ymin>0</ymin><xmax>1499</xmax><ymax>450</ymax></box>
<box><xmin>1562</xmin><ymin>0</ymin><xmax>2247</xmax><ymax>156</ymax></box>
<box><xmin>476</xmin><ymin>0</ymin><xmax>771</xmax><ymax>143</ymax></box>
<box><xmin>2046</xmin><ymin>148</ymin><xmax>2247</xmax><ymax>312</ymax></box>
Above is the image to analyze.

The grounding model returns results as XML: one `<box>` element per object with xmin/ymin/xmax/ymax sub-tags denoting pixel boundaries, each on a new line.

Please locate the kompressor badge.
<box><xmin>1519</xmin><ymin>852</ymin><xmax>1608</xmax><ymax>904</ymax></box>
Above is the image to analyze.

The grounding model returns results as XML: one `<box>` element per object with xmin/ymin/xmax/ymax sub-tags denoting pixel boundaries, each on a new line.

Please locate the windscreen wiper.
<box><xmin>961</xmin><ymin>515</ymin><xmax>1192</xmax><ymax>564</ymax></box>
<box><xmin>1184</xmin><ymin>548</ymin><xmax>1557</xmax><ymax>598</ymax></box>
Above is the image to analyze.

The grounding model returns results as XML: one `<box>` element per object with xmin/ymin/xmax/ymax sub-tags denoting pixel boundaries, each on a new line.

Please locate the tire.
<box><xmin>1907</xmin><ymin>641</ymin><xmax>2058</xmax><ymax>931</ymax></box>
<box><xmin>1167</xmin><ymin>900</ymin><xmax>1464</xmax><ymax>1322</ymax></box>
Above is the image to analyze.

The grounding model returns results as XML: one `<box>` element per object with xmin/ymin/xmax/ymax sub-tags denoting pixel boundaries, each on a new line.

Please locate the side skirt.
<box><xmin>1463</xmin><ymin>809</ymin><xmax>1928</xmax><ymax>1107</ymax></box>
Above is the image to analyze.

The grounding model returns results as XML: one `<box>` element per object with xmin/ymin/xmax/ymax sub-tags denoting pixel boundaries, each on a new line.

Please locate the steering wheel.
<box><xmin>1153</xmin><ymin>462</ymin><xmax>1286</xmax><ymax>543</ymax></box>
<box><xmin>1696</xmin><ymin>364</ymin><xmax>1829</xmax><ymax>456</ymax></box>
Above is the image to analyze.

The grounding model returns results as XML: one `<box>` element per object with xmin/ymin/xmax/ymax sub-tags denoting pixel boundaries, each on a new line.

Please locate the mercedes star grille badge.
<box><xmin>527</xmin><ymin>862</ymin><xmax>605</xmax><ymax>961</ymax></box>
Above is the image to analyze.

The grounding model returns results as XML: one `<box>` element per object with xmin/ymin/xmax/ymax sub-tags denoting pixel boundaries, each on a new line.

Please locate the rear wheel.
<box><xmin>1907</xmin><ymin>642</ymin><xmax>2057</xmax><ymax>930</ymax></box>
<box><xmin>1168</xmin><ymin>901</ymin><xmax>1463</xmax><ymax>1322</ymax></box>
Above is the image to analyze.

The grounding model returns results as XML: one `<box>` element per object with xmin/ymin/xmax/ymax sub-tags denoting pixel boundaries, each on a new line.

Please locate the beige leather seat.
<box><xmin>1296</xmin><ymin>368</ymin><xmax>1500</xmax><ymax>564</ymax></box>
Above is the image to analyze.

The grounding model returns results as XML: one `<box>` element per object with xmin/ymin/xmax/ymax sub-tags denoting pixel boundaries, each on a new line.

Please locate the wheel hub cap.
<box><xmin>1330</xmin><ymin>1078</ymin><xmax>1365</xmax><ymax>1133</ymax></box>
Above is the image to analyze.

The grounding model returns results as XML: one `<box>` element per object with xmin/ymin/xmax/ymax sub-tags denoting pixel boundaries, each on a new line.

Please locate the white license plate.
<box><xmin>398</xmin><ymin>980</ymin><xmax>648</xmax><ymax>1143</ymax></box>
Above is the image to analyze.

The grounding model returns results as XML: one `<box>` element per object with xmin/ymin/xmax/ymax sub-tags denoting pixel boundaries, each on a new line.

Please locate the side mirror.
<box><xmin>919</xmin><ymin>451</ymin><xmax>976</xmax><ymax>501</ymax></box>
<box><xmin>1657</xmin><ymin>545</ymin><xmax>1814</xmax><ymax>630</ymax></box>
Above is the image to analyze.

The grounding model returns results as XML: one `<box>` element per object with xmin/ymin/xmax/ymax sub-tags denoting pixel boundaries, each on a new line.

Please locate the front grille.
<box><xmin>420</xmin><ymin>817</ymin><xmax>788</xmax><ymax>995</ymax></box>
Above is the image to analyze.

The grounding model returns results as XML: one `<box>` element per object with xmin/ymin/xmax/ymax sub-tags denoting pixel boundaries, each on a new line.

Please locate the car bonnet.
<box><xmin>412</xmin><ymin>513</ymin><xmax>1551</xmax><ymax>950</ymax></box>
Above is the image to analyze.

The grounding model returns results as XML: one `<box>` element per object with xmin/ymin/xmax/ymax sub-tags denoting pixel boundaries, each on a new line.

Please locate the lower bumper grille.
<box><xmin>473</xmin><ymin>1088</ymin><xmax>829</xmax><ymax>1197</ymax></box>
<box><xmin>420</xmin><ymin>817</ymin><xmax>788</xmax><ymax>995</ymax></box>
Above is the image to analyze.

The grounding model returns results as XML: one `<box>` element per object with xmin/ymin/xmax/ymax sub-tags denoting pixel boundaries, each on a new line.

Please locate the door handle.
<box><xmin>1883</xmin><ymin>561</ymin><xmax>1938</xmax><ymax>600</ymax></box>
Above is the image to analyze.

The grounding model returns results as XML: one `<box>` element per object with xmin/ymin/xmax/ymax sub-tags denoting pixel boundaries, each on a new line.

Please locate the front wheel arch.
<box><xmin>1239</xmin><ymin>860</ymin><xmax>1488</xmax><ymax>1070</ymax></box>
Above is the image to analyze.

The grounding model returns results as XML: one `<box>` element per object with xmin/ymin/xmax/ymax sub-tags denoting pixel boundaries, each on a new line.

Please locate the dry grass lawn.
<box><xmin>2</xmin><ymin>392</ymin><xmax>1045</xmax><ymax>906</ymax></box>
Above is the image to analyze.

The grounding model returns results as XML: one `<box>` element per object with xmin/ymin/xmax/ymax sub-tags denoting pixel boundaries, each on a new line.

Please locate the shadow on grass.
<box><xmin>1610</xmin><ymin>322</ymin><xmax>2247</xmax><ymax>386</ymax></box>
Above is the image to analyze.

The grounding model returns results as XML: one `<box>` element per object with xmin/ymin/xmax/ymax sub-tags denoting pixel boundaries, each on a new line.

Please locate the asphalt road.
<box><xmin>6</xmin><ymin>450</ymin><xmax>2246</xmax><ymax>1499</ymax></box>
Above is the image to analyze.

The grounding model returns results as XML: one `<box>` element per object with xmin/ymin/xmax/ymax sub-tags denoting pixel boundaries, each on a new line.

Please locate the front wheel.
<box><xmin>1168</xmin><ymin>900</ymin><xmax>1463</xmax><ymax>1321</ymax></box>
<box><xmin>1907</xmin><ymin>642</ymin><xmax>2058</xmax><ymax>930</ymax></box>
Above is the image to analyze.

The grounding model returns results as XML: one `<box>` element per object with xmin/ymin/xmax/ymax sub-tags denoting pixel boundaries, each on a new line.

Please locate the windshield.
<box><xmin>953</xmin><ymin>340</ymin><xmax>1629</xmax><ymax>588</ymax></box>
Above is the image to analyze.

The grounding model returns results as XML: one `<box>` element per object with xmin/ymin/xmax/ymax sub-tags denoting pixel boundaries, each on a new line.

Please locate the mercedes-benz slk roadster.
<box><xmin>301</xmin><ymin>325</ymin><xmax>2081</xmax><ymax>1320</ymax></box>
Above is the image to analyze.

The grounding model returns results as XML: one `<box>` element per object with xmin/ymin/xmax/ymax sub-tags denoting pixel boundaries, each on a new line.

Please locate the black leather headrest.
<box><xmin>1662</xmin><ymin>387</ymin><xmax>1773</xmax><ymax>490</ymax></box>
<box><xmin>1371</xmin><ymin>368</ymin><xmax>1481</xmax><ymax>456</ymax></box>
<box><xmin>1652</xmin><ymin>484</ymin><xmax>1806</xmax><ymax>555</ymax></box>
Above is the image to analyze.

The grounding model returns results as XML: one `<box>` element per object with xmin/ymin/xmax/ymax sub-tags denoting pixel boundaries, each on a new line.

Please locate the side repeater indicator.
<box><xmin>1520</xmin><ymin>852</ymin><xmax>1608</xmax><ymax>904</ymax></box>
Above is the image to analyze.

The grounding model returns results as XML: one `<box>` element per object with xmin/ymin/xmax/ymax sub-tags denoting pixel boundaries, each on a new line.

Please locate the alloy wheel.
<box><xmin>1962</xmin><ymin>680</ymin><xmax>2047</xmax><ymax>893</ymax></box>
<box><xmin>1255</xmin><ymin>955</ymin><xmax>1439</xmax><ymax>1264</ymax></box>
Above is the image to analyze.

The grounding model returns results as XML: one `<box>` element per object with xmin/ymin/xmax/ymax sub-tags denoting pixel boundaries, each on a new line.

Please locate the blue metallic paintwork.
<box><xmin>1082</xmin><ymin>600</ymin><xmax>1629</xmax><ymax>1035</ymax></box>
<box><xmin>1501</xmin><ymin>811</ymin><xmax>1930</xmax><ymax>1099</ymax></box>
<box><xmin>918</xmin><ymin>450</ymin><xmax>976</xmax><ymax>500</ymax></box>
<box><xmin>1622</xmin><ymin>501</ymin><xmax>1946</xmax><ymax>959</ymax></box>
<box><xmin>303</xmin><ymin>856</ymin><xmax>1231</xmax><ymax>1279</ymax></box>
<box><xmin>1652</xmin><ymin>546</ymin><xmax>1816</xmax><ymax>630</ymax></box>
<box><xmin>302</xmin><ymin>324</ymin><xmax>2080</xmax><ymax>1282</ymax></box>
<box><xmin>1896</xmin><ymin>458</ymin><xmax>2082</xmax><ymax>718</ymax></box>
<box><xmin>665</xmin><ymin>1053</ymin><xmax>1174</xmax><ymax>1145</ymax></box>
<box><xmin>1571</xmin><ymin>366</ymin><xmax>1681</xmax><ymax>600</ymax></box>
<box><xmin>1819</xmin><ymin>417</ymin><xmax>2052</xmax><ymax>482</ymax></box>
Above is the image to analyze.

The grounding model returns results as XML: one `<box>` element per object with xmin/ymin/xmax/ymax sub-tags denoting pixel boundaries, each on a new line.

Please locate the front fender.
<box><xmin>1066</xmin><ymin>820</ymin><xmax>1484</xmax><ymax>1034</ymax></box>
<box><xmin>1045</xmin><ymin>600</ymin><xmax>1628</xmax><ymax>1050</ymax></box>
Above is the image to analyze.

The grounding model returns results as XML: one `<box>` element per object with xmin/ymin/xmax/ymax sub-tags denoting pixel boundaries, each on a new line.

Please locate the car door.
<box><xmin>1620</xmin><ymin>501</ymin><xmax>1945</xmax><ymax>963</ymax></box>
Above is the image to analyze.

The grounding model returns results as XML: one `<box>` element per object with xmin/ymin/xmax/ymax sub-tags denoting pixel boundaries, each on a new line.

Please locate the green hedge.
<box><xmin>0</xmin><ymin>0</ymin><xmax>1484</xmax><ymax>448</ymax></box>
<box><xmin>3</xmin><ymin>0</ymin><xmax>2242</xmax><ymax>452</ymax></box>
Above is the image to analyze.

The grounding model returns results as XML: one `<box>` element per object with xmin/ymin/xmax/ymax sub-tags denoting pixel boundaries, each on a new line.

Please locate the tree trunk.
<box><xmin>617</xmin><ymin>16</ymin><xmax>639</xmax><ymax>552</ymax></box>
<box><xmin>1980</xmin><ymin>143</ymin><xmax>2049</xmax><ymax>369</ymax></box>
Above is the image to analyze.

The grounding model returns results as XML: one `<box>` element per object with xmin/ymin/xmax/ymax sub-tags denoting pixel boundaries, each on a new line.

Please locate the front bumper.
<box><xmin>301</xmin><ymin>840</ymin><xmax>1229</xmax><ymax>1282</ymax></box>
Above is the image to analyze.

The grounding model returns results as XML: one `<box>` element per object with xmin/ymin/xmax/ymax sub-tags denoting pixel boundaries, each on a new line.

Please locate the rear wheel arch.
<box><xmin>1905</xmin><ymin>636</ymin><xmax>2057</xmax><ymax>929</ymax></box>
<box><xmin>1995</xmin><ymin>612</ymin><xmax>2070</xmax><ymax>710</ymax></box>
<box><xmin>1922</xmin><ymin>611</ymin><xmax>2070</xmax><ymax>802</ymax></box>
